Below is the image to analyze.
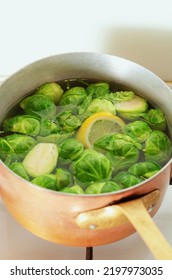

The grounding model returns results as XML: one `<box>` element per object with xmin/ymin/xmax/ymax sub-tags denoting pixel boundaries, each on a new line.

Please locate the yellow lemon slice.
<box><xmin>77</xmin><ymin>112</ymin><xmax>126</xmax><ymax>148</ymax></box>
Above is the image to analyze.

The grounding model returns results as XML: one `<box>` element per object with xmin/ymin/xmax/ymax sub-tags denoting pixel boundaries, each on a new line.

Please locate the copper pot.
<box><xmin>0</xmin><ymin>53</ymin><xmax>172</xmax><ymax>259</ymax></box>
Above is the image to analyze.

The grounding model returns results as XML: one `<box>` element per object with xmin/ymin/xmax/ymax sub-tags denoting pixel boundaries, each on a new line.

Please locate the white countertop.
<box><xmin>0</xmin><ymin>187</ymin><xmax>172</xmax><ymax>260</ymax></box>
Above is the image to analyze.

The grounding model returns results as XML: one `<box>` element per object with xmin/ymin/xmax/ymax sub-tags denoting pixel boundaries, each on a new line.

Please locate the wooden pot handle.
<box><xmin>76</xmin><ymin>190</ymin><xmax>172</xmax><ymax>260</ymax></box>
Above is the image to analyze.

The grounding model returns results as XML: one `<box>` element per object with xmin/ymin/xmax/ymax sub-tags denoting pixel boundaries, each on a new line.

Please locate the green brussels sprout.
<box><xmin>23</xmin><ymin>143</ymin><xmax>58</xmax><ymax>177</ymax></box>
<box><xmin>3</xmin><ymin>134</ymin><xmax>37</xmax><ymax>158</ymax></box>
<box><xmin>31</xmin><ymin>174</ymin><xmax>57</xmax><ymax>190</ymax></box>
<box><xmin>39</xmin><ymin>119</ymin><xmax>60</xmax><ymax>136</ymax></box>
<box><xmin>113</xmin><ymin>171</ymin><xmax>143</xmax><ymax>188</ymax></box>
<box><xmin>8</xmin><ymin>162</ymin><xmax>30</xmax><ymax>180</ymax></box>
<box><xmin>55</xmin><ymin>168</ymin><xmax>72</xmax><ymax>190</ymax></box>
<box><xmin>72</xmin><ymin>149</ymin><xmax>112</xmax><ymax>183</ymax></box>
<box><xmin>59</xmin><ymin>138</ymin><xmax>84</xmax><ymax>160</ymax></box>
<box><xmin>108</xmin><ymin>91</ymin><xmax>135</xmax><ymax>102</ymax></box>
<box><xmin>55</xmin><ymin>110</ymin><xmax>81</xmax><ymax>132</ymax></box>
<box><xmin>0</xmin><ymin>137</ymin><xmax>14</xmax><ymax>156</ymax></box>
<box><xmin>20</xmin><ymin>94</ymin><xmax>57</xmax><ymax>119</ymax></box>
<box><xmin>144</xmin><ymin>130</ymin><xmax>172</xmax><ymax>164</ymax></box>
<box><xmin>85</xmin><ymin>182</ymin><xmax>105</xmax><ymax>194</ymax></box>
<box><xmin>141</xmin><ymin>108</ymin><xmax>167</xmax><ymax>131</ymax></box>
<box><xmin>94</xmin><ymin>133</ymin><xmax>142</xmax><ymax>151</ymax></box>
<box><xmin>59</xmin><ymin>86</ymin><xmax>87</xmax><ymax>106</ymax></box>
<box><xmin>128</xmin><ymin>161</ymin><xmax>161</xmax><ymax>179</ymax></box>
<box><xmin>60</xmin><ymin>185</ymin><xmax>85</xmax><ymax>194</ymax></box>
<box><xmin>123</xmin><ymin>120</ymin><xmax>152</xmax><ymax>143</ymax></box>
<box><xmin>106</xmin><ymin>144</ymin><xmax>139</xmax><ymax>173</ymax></box>
<box><xmin>114</xmin><ymin>94</ymin><xmax>148</xmax><ymax>120</ymax></box>
<box><xmin>78</xmin><ymin>93</ymin><xmax>93</xmax><ymax>114</ymax></box>
<box><xmin>85</xmin><ymin>181</ymin><xmax>122</xmax><ymax>194</ymax></box>
<box><xmin>36</xmin><ymin>133</ymin><xmax>72</xmax><ymax>145</ymax></box>
<box><xmin>34</xmin><ymin>82</ymin><xmax>63</xmax><ymax>104</ymax></box>
<box><xmin>86</xmin><ymin>82</ymin><xmax>110</xmax><ymax>98</ymax></box>
<box><xmin>86</xmin><ymin>98</ymin><xmax>116</xmax><ymax>114</ymax></box>
<box><xmin>3</xmin><ymin>115</ymin><xmax>40</xmax><ymax>136</ymax></box>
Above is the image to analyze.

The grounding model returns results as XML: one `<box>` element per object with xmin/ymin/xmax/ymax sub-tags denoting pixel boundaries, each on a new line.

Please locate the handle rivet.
<box><xmin>147</xmin><ymin>204</ymin><xmax>154</xmax><ymax>212</ymax></box>
<box><xmin>89</xmin><ymin>224</ymin><xmax>96</xmax><ymax>230</ymax></box>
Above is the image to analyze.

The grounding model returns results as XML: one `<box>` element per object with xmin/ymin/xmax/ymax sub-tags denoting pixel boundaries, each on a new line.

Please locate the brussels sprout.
<box><xmin>144</xmin><ymin>130</ymin><xmax>172</xmax><ymax>164</ymax></box>
<box><xmin>59</xmin><ymin>86</ymin><xmax>87</xmax><ymax>106</ymax></box>
<box><xmin>59</xmin><ymin>138</ymin><xmax>84</xmax><ymax>160</ymax></box>
<box><xmin>72</xmin><ymin>149</ymin><xmax>112</xmax><ymax>183</ymax></box>
<box><xmin>78</xmin><ymin>93</ymin><xmax>93</xmax><ymax>114</ymax></box>
<box><xmin>3</xmin><ymin>134</ymin><xmax>37</xmax><ymax>158</ymax></box>
<box><xmin>114</xmin><ymin>95</ymin><xmax>148</xmax><ymax>120</ymax></box>
<box><xmin>39</xmin><ymin>119</ymin><xmax>60</xmax><ymax>136</ymax></box>
<box><xmin>101</xmin><ymin>180</ymin><xmax>123</xmax><ymax>193</ymax></box>
<box><xmin>106</xmin><ymin>144</ymin><xmax>139</xmax><ymax>173</ymax></box>
<box><xmin>34</xmin><ymin>82</ymin><xmax>63</xmax><ymax>104</ymax></box>
<box><xmin>86</xmin><ymin>82</ymin><xmax>110</xmax><ymax>98</ymax></box>
<box><xmin>8</xmin><ymin>162</ymin><xmax>30</xmax><ymax>180</ymax></box>
<box><xmin>123</xmin><ymin>120</ymin><xmax>152</xmax><ymax>143</ymax></box>
<box><xmin>55</xmin><ymin>110</ymin><xmax>81</xmax><ymax>132</ymax></box>
<box><xmin>141</xmin><ymin>108</ymin><xmax>167</xmax><ymax>131</ymax></box>
<box><xmin>60</xmin><ymin>185</ymin><xmax>85</xmax><ymax>194</ymax></box>
<box><xmin>31</xmin><ymin>174</ymin><xmax>57</xmax><ymax>190</ymax></box>
<box><xmin>113</xmin><ymin>171</ymin><xmax>143</xmax><ymax>188</ymax></box>
<box><xmin>3</xmin><ymin>115</ymin><xmax>40</xmax><ymax>136</ymax></box>
<box><xmin>23</xmin><ymin>143</ymin><xmax>58</xmax><ymax>177</ymax></box>
<box><xmin>94</xmin><ymin>133</ymin><xmax>142</xmax><ymax>151</ymax></box>
<box><xmin>0</xmin><ymin>137</ymin><xmax>14</xmax><ymax>156</ymax></box>
<box><xmin>55</xmin><ymin>168</ymin><xmax>72</xmax><ymax>190</ymax></box>
<box><xmin>108</xmin><ymin>91</ymin><xmax>135</xmax><ymax>102</ymax></box>
<box><xmin>85</xmin><ymin>182</ymin><xmax>105</xmax><ymax>194</ymax></box>
<box><xmin>20</xmin><ymin>94</ymin><xmax>57</xmax><ymax>119</ymax></box>
<box><xmin>85</xmin><ymin>181</ymin><xmax>122</xmax><ymax>194</ymax></box>
<box><xmin>128</xmin><ymin>161</ymin><xmax>161</xmax><ymax>179</ymax></box>
<box><xmin>86</xmin><ymin>98</ymin><xmax>116</xmax><ymax>114</ymax></box>
<box><xmin>36</xmin><ymin>133</ymin><xmax>72</xmax><ymax>145</ymax></box>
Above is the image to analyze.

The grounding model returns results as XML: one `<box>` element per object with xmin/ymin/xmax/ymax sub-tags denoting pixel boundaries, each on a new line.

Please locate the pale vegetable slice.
<box><xmin>114</xmin><ymin>95</ymin><xmax>148</xmax><ymax>113</ymax></box>
<box><xmin>76</xmin><ymin>112</ymin><xmax>126</xmax><ymax>148</ymax></box>
<box><xmin>23</xmin><ymin>143</ymin><xmax>58</xmax><ymax>177</ymax></box>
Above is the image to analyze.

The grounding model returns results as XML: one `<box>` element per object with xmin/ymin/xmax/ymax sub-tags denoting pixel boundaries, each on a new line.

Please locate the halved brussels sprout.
<box><xmin>3</xmin><ymin>115</ymin><xmax>40</xmax><ymax>136</ymax></box>
<box><xmin>114</xmin><ymin>94</ymin><xmax>148</xmax><ymax>120</ymax></box>
<box><xmin>23</xmin><ymin>143</ymin><xmax>58</xmax><ymax>177</ymax></box>
<box><xmin>34</xmin><ymin>82</ymin><xmax>63</xmax><ymax>104</ymax></box>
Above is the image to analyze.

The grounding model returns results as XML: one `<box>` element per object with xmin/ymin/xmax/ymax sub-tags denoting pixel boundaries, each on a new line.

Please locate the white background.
<box><xmin>0</xmin><ymin>0</ymin><xmax>172</xmax><ymax>80</ymax></box>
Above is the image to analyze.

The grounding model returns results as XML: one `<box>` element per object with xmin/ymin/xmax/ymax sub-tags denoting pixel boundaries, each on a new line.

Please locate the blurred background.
<box><xmin>0</xmin><ymin>0</ymin><xmax>172</xmax><ymax>80</ymax></box>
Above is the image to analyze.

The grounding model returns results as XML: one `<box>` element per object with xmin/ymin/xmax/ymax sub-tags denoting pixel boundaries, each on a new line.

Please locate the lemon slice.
<box><xmin>77</xmin><ymin>112</ymin><xmax>126</xmax><ymax>148</ymax></box>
